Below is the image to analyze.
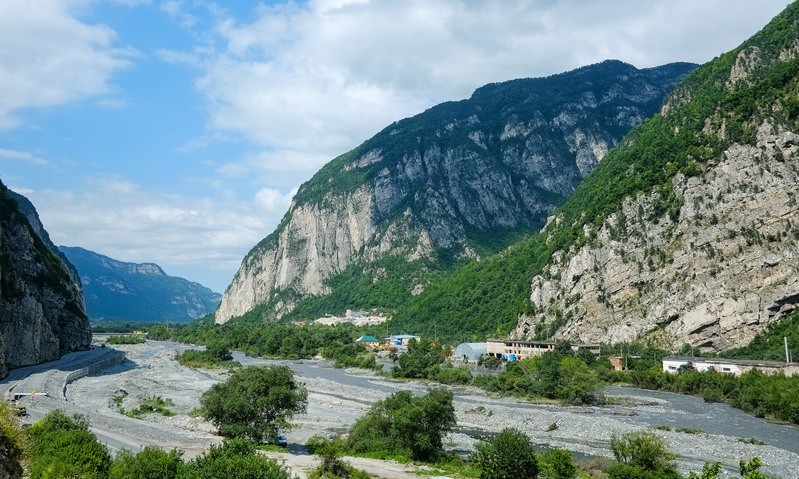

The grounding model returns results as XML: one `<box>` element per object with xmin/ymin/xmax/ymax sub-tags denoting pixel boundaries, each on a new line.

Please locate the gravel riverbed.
<box><xmin>48</xmin><ymin>342</ymin><xmax>799</xmax><ymax>478</ymax></box>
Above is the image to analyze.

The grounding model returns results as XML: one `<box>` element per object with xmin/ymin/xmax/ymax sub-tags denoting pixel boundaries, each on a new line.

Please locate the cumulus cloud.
<box><xmin>0</xmin><ymin>0</ymin><xmax>135</xmax><ymax>129</ymax></box>
<box><xmin>194</xmin><ymin>0</ymin><xmax>790</xmax><ymax>180</ymax></box>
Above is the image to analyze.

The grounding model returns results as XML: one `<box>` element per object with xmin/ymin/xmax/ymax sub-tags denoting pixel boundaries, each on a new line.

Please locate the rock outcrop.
<box><xmin>514</xmin><ymin>123</ymin><xmax>799</xmax><ymax>350</ymax></box>
<box><xmin>217</xmin><ymin>60</ymin><xmax>696</xmax><ymax>323</ymax></box>
<box><xmin>0</xmin><ymin>183</ymin><xmax>90</xmax><ymax>377</ymax></box>
<box><xmin>511</xmin><ymin>3</ymin><xmax>799</xmax><ymax>351</ymax></box>
<box><xmin>60</xmin><ymin>246</ymin><xmax>221</xmax><ymax>322</ymax></box>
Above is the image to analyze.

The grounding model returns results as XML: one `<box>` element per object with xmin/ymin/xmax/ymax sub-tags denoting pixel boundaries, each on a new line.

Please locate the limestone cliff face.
<box><xmin>216</xmin><ymin>60</ymin><xmax>696</xmax><ymax>323</ymax></box>
<box><xmin>0</xmin><ymin>184</ymin><xmax>90</xmax><ymax>377</ymax></box>
<box><xmin>514</xmin><ymin>123</ymin><xmax>799</xmax><ymax>350</ymax></box>
<box><xmin>512</xmin><ymin>5</ymin><xmax>799</xmax><ymax>350</ymax></box>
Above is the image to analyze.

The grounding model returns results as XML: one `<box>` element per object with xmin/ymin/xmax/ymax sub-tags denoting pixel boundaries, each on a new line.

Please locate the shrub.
<box><xmin>609</xmin><ymin>431</ymin><xmax>677</xmax><ymax>476</ymax></box>
<box><xmin>110</xmin><ymin>446</ymin><xmax>183</xmax><ymax>479</ymax></box>
<box><xmin>26</xmin><ymin>410</ymin><xmax>111</xmax><ymax>479</ymax></box>
<box><xmin>179</xmin><ymin>439</ymin><xmax>293</xmax><ymax>479</ymax></box>
<box><xmin>473</xmin><ymin>428</ymin><xmax>538</xmax><ymax>479</ymax></box>
<box><xmin>0</xmin><ymin>401</ymin><xmax>27</xmax><ymax>479</ymax></box>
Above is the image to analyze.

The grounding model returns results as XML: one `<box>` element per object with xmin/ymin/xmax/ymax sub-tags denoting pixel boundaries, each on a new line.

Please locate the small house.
<box><xmin>356</xmin><ymin>335</ymin><xmax>380</xmax><ymax>349</ymax></box>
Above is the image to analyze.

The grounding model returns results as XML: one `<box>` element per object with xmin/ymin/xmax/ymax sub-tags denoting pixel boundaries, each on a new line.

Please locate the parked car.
<box><xmin>276</xmin><ymin>433</ymin><xmax>287</xmax><ymax>447</ymax></box>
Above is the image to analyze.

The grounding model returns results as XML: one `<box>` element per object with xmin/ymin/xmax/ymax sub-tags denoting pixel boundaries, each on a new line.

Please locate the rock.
<box><xmin>0</xmin><ymin>183</ymin><xmax>91</xmax><ymax>377</ymax></box>
<box><xmin>514</xmin><ymin>123</ymin><xmax>799</xmax><ymax>351</ymax></box>
<box><xmin>216</xmin><ymin>60</ymin><xmax>696</xmax><ymax>323</ymax></box>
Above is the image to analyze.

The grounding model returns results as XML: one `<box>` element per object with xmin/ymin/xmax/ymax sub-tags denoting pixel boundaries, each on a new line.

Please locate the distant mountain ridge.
<box><xmin>216</xmin><ymin>59</ymin><xmax>696</xmax><ymax>324</ymax></box>
<box><xmin>0</xmin><ymin>183</ymin><xmax>90</xmax><ymax>377</ymax></box>
<box><xmin>60</xmin><ymin>246</ymin><xmax>221</xmax><ymax>322</ymax></box>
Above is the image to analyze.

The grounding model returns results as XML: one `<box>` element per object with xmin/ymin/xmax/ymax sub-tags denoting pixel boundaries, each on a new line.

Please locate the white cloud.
<box><xmin>255</xmin><ymin>186</ymin><xmax>296</xmax><ymax>213</ymax></box>
<box><xmin>194</xmin><ymin>0</ymin><xmax>791</xmax><ymax>183</ymax></box>
<box><xmin>28</xmin><ymin>176</ymin><xmax>278</xmax><ymax>292</ymax></box>
<box><xmin>0</xmin><ymin>148</ymin><xmax>49</xmax><ymax>165</ymax></box>
<box><xmin>0</xmin><ymin>0</ymin><xmax>135</xmax><ymax>129</ymax></box>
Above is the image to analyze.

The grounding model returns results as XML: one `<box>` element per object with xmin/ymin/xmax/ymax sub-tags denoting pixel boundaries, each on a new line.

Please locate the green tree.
<box><xmin>200</xmin><ymin>365</ymin><xmax>308</xmax><ymax>443</ymax></box>
<box><xmin>179</xmin><ymin>439</ymin><xmax>293</xmax><ymax>479</ymax></box>
<box><xmin>393</xmin><ymin>339</ymin><xmax>446</xmax><ymax>379</ymax></box>
<box><xmin>347</xmin><ymin>389</ymin><xmax>456</xmax><ymax>461</ymax></box>
<box><xmin>473</xmin><ymin>428</ymin><xmax>538</xmax><ymax>479</ymax></box>
<box><xmin>110</xmin><ymin>446</ymin><xmax>183</xmax><ymax>479</ymax></box>
<box><xmin>26</xmin><ymin>410</ymin><xmax>111</xmax><ymax>479</ymax></box>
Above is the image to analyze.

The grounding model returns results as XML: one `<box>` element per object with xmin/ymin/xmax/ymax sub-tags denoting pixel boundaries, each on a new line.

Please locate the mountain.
<box><xmin>395</xmin><ymin>3</ymin><xmax>799</xmax><ymax>349</ymax></box>
<box><xmin>60</xmin><ymin>246</ymin><xmax>221</xmax><ymax>323</ymax></box>
<box><xmin>216</xmin><ymin>60</ymin><xmax>696</xmax><ymax>324</ymax></box>
<box><xmin>0</xmin><ymin>182</ymin><xmax>90</xmax><ymax>377</ymax></box>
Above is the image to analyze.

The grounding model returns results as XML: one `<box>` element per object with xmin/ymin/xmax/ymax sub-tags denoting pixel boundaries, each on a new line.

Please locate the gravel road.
<box><xmin>10</xmin><ymin>340</ymin><xmax>799</xmax><ymax>478</ymax></box>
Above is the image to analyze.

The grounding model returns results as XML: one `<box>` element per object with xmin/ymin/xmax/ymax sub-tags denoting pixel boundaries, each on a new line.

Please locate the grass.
<box><xmin>675</xmin><ymin>427</ymin><xmax>703</xmax><ymax>435</ymax></box>
<box><xmin>738</xmin><ymin>437</ymin><xmax>767</xmax><ymax>445</ymax></box>
<box><xmin>106</xmin><ymin>334</ymin><xmax>146</xmax><ymax>345</ymax></box>
<box><xmin>125</xmin><ymin>395</ymin><xmax>175</xmax><ymax>418</ymax></box>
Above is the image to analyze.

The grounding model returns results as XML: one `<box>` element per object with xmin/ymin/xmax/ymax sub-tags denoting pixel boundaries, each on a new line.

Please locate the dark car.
<box><xmin>276</xmin><ymin>433</ymin><xmax>287</xmax><ymax>447</ymax></box>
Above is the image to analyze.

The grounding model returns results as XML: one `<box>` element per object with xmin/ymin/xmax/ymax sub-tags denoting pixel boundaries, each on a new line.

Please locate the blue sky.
<box><xmin>0</xmin><ymin>0</ymin><xmax>792</xmax><ymax>293</ymax></box>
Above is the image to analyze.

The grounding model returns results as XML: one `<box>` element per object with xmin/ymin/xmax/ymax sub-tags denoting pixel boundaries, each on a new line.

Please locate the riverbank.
<box><xmin>53</xmin><ymin>342</ymin><xmax>799</xmax><ymax>478</ymax></box>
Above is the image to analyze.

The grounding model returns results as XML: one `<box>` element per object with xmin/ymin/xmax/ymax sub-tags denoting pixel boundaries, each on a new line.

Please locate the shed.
<box><xmin>356</xmin><ymin>335</ymin><xmax>379</xmax><ymax>344</ymax></box>
<box><xmin>454</xmin><ymin>342</ymin><xmax>487</xmax><ymax>361</ymax></box>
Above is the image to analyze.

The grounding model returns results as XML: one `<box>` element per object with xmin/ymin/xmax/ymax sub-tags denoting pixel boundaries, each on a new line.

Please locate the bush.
<box><xmin>110</xmin><ymin>446</ymin><xmax>183</xmax><ymax>479</ymax></box>
<box><xmin>609</xmin><ymin>431</ymin><xmax>677</xmax><ymax>476</ymax></box>
<box><xmin>179</xmin><ymin>439</ymin><xmax>293</xmax><ymax>479</ymax></box>
<box><xmin>308</xmin><ymin>436</ymin><xmax>369</xmax><ymax>479</ymax></box>
<box><xmin>0</xmin><ymin>401</ymin><xmax>27</xmax><ymax>479</ymax></box>
<box><xmin>106</xmin><ymin>334</ymin><xmax>146</xmax><ymax>345</ymax></box>
<box><xmin>538</xmin><ymin>447</ymin><xmax>577</xmax><ymax>479</ymax></box>
<box><xmin>473</xmin><ymin>428</ymin><xmax>538</xmax><ymax>479</ymax></box>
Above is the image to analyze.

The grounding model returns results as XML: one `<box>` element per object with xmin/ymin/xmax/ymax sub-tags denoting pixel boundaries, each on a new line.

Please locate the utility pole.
<box><xmin>786</xmin><ymin>336</ymin><xmax>792</xmax><ymax>363</ymax></box>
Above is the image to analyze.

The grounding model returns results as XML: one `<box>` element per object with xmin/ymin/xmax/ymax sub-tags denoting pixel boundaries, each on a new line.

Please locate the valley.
<box><xmin>5</xmin><ymin>339</ymin><xmax>798</xmax><ymax>478</ymax></box>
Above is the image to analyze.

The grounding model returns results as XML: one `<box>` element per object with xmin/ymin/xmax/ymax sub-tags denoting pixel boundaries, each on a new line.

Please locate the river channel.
<box><xmin>231</xmin><ymin>352</ymin><xmax>799</xmax><ymax>468</ymax></box>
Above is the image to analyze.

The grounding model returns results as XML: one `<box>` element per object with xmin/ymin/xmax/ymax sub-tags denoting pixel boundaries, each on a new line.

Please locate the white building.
<box><xmin>662</xmin><ymin>356</ymin><xmax>799</xmax><ymax>376</ymax></box>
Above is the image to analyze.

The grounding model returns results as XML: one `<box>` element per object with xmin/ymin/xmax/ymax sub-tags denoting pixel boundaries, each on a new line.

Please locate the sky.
<box><xmin>0</xmin><ymin>0</ymin><xmax>793</xmax><ymax>294</ymax></box>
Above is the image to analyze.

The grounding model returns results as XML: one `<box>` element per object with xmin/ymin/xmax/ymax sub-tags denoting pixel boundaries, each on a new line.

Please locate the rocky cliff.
<box><xmin>60</xmin><ymin>246</ymin><xmax>221</xmax><ymax>322</ymax></box>
<box><xmin>511</xmin><ymin>4</ymin><xmax>799</xmax><ymax>351</ymax></box>
<box><xmin>217</xmin><ymin>60</ymin><xmax>696</xmax><ymax>324</ymax></box>
<box><xmin>0</xmin><ymin>183</ymin><xmax>90</xmax><ymax>377</ymax></box>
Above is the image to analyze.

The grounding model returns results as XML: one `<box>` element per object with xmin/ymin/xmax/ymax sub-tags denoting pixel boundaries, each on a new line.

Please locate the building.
<box><xmin>385</xmin><ymin>334</ymin><xmax>421</xmax><ymax>347</ymax></box>
<box><xmin>486</xmin><ymin>339</ymin><xmax>600</xmax><ymax>361</ymax></box>
<box><xmin>608</xmin><ymin>356</ymin><xmax>642</xmax><ymax>371</ymax></box>
<box><xmin>662</xmin><ymin>356</ymin><xmax>799</xmax><ymax>376</ymax></box>
<box><xmin>454</xmin><ymin>342</ymin><xmax>487</xmax><ymax>361</ymax></box>
<box><xmin>355</xmin><ymin>335</ymin><xmax>380</xmax><ymax>349</ymax></box>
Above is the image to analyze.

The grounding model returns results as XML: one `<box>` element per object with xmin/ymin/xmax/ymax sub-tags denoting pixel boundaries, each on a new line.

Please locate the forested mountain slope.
<box><xmin>216</xmin><ymin>60</ymin><xmax>695</xmax><ymax>324</ymax></box>
<box><xmin>392</xmin><ymin>3</ymin><xmax>799</xmax><ymax>349</ymax></box>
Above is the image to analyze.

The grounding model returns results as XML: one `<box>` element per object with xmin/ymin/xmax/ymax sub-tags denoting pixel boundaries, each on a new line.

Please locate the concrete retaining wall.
<box><xmin>62</xmin><ymin>350</ymin><xmax>126</xmax><ymax>398</ymax></box>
